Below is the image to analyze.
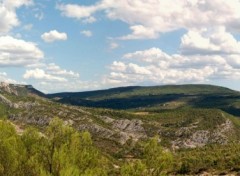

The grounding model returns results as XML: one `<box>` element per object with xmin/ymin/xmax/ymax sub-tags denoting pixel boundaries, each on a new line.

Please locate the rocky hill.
<box><xmin>0</xmin><ymin>82</ymin><xmax>45</xmax><ymax>97</ymax></box>
<box><xmin>1</xmin><ymin>82</ymin><xmax>240</xmax><ymax>156</ymax></box>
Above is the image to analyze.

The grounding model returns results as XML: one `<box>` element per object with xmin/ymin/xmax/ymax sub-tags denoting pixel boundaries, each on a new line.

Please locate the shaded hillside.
<box><xmin>48</xmin><ymin>84</ymin><xmax>240</xmax><ymax>116</ymax></box>
<box><xmin>48</xmin><ymin>84</ymin><xmax>236</xmax><ymax>100</ymax></box>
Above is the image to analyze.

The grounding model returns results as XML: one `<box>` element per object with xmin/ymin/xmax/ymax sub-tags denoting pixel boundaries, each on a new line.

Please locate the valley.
<box><xmin>1</xmin><ymin>82</ymin><xmax>240</xmax><ymax>175</ymax></box>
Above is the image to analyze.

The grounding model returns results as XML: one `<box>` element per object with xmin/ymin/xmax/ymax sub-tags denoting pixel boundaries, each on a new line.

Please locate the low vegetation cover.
<box><xmin>1</xmin><ymin>118</ymin><xmax>240</xmax><ymax>175</ymax></box>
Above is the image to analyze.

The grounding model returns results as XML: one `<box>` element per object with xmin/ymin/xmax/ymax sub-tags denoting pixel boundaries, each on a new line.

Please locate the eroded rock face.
<box><xmin>16</xmin><ymin>101</ymin><xmax>40</xmax><ymax>110</ymax></box>
<box><xmin>172</xmin><ymin>119</ymin><xmax>234</xmax><ymax>149</ymax></box>
<box><xmin>0</xmin><ymin>94</ymin><xmax>15</xmax><ymax>107</ymax></box>
<box><xmin>0</xmin><ymin>93</ymin><xmax>39</xmax><ymax>110</ymax></box>
<box><xmin>112</xmin><ymin>119</ymin><xmax>147</xmax><ymax>143</ymax></box>
<box><xmin>96</xmin><ymin>115</ymin><xmax>115</xmax><ymax>123</ymax></box>
<box><xmin>9</xmin><ymin>114</ymin><xmax>50</xmax><ymax>126</ymax></box>
<box><xmin>78</xmin><ymin>124</ymin><xmax>114</xmax><ymax>139</ymax></box>
<box><xmin>80</xmin><ymin>116</ymin><xmax>147</xmax><ymax>144</ymax></box>
<box><xmin>0</xmin><ymin>82</ymin><xmax>18</xmax><ymax>95</ymax></box>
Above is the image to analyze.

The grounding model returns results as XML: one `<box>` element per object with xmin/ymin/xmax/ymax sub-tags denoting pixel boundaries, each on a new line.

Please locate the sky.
<box><xmin>1</xmin><ymin>0</ymin><xmax>240</xmax><ymax>93</ymax></box>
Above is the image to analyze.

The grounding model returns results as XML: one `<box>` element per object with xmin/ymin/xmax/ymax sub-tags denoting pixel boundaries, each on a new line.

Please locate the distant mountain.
<box><xmin>48</xmin><ymin>84</ymin><xmax>240</xmax><ymax>116</ymax></box>
<box><xmin>48</xmin><ymin>84</ymin><xmax>236</xmax><ymax>99</ymax></box>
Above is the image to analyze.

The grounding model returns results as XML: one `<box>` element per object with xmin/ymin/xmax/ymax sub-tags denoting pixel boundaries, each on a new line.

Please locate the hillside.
<box><xmin>2</xmin><ymin>83</ymin><xmax>240</xmax><ymax>174</ymax></box>
<box><xmin>48</xmin><ymin>84</ymin><xmax>236</xmax><ymax>100</ymax></box>
<box><xmin>48</xmin><ymin>84</ymin><xmax>240</xmax><ymax>116</ymax></box>
<box><xmin>0</xmin><ymin>83</ymin><xmax>240</xmax><ymax>148</ymax></box>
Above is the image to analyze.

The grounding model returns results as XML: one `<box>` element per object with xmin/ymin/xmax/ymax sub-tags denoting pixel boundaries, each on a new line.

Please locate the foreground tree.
<box><xmin>39</xmin><ymin>118</ymin><xmax>109</xmax><ymax>175</ymax></box>
<box><xmin>0</xmin><ymin>120</ymin><xmax>27</xmax><ymax>176</ymax></box>
<box><xmin>121</xmin><ymin>136</ymin><xmax>173</xmax><ymax>176</ymax></box>
<box><xmin>0</xmin><ymin>118</ymin><xmax>109</xmax><ymax>176</ymax></box>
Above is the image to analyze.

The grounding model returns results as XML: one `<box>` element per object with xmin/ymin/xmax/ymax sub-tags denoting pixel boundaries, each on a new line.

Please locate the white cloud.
<box><xmin>105</xmin><ymin>63</ymin><xmax>215</xmax><ymax>87</ymax></box>
<box><xmin>0</xmin><ymin>0</ymin><xmax>33</xmax><ymax>34</ymax></box>
<box><xmin>123</xmin><ymin>47</ymin><xmax>171</xmax><ymax>64</ymax></box>
<box><xmin>57</xmin><ymin>0</ymin><xmax>240</xmax><ymax>39</ymax></box>
<box><xmin>3</xmin><ymin>0</ymin><xmax>33</xmax><ymax>8</ymax></box>
<box><xmin>23</xmin><ymin>63</ymin><xmax>100</xmax><ymax>93</ymax></box>
<box><xmin>180</xmin><ymin>27</ymin><xmax>240</xmax><ymax>55</ymax></box>
<box><xmin>119</xmin><ymin>25</ymin><xmax>159</xmax><ymax>40</ymax></box>
<box><xmin>41</xmin><ymin>30</ymin><xmax>68</xmax><ymax>42</ymax></box>
<box><xmin>104</xmin><ymin>46</ymin><xmax>240</xmax><ymax>87</ymax></box>
<box><xmin>109</xmin><ymin>61</ymin><xmax>127</xmax><ymax>72</ymax></box>
<box><xmin>57</xmin><ymin>3</ymin><xmax>100</xmax><ymax>21</ymax></box>
<box><xmin>83</xmin><ymin>16</ymin><xmax>96</xmax><ymax>23</ymax></box>
<box><xmin>46</xmin><ymin>63</ymin><xmax>80</xmax><ymax>79</ymax></box>
<box><xmin>23</xmin><ymin>68</ymin><xmax>67</xmax><ymax>82</ymax></box>
<box><xmin>0</xmin><ymin>4</ymin><xmax>18</xmax><ymax>33</ymax></box>
<box><xmin>23</xmin><ymin>63</ymin><xmax>80</xmax><ymax>83</ymax></box>
<box><xmin>0</xmin><ymin>35</ymin><xmax>44</xmax><ymax>67</ymax></box>
<box><xmin>110</xmin><ymin>61</ymin><xmax>151</xmax><ymax>75</ymax></box>
<box><xmin>109</xmin><ymin>42</ymin><xmax>119</xmax><ymax>49</ymax></box>
<box><xmin>81</xmin><ymin>30</ymin><xmax>92</xmax><ymax>37</ymax></box>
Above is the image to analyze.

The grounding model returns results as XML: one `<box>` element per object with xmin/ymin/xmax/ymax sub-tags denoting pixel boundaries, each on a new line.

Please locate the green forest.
<box><xmin>1</xmin><ymin>118</ymin><xmax>240</xmax><ymax>176</ymax></box>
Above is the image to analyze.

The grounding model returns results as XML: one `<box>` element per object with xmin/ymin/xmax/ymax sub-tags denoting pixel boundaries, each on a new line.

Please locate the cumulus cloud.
<box><xmin>123</xmin><ymin>47</ymin><xmax>171</xmax><ymax>64</ymax></box>
<box><xmin>0</xmin><ymin>0</ymin><xmax>33</xmax><ymax>34</ymax></box>
<box><xmin>111</xmin><ymin>62</ymin><xmax>151</xmax><ymax>75</ymax></box>
<box><xmin>3</xmin><ymin>0</ymin><xmax>33</xmax><ymax>8</ymax></box>
<box><xmin>41</xmin><ymin>30</ymin><xmax>67</xmax><ymax>42</ymax></box>
<box><xmin>23</xmin><ymin>68</ymin><xmax>67</xmax><ymax>82</ymax></box>
<box><xmin>22</xmin><ymin>63</ymin><xmax>99</xmax><ymax>93</ymax></box>
<box><xmin>23</xmin><ymin>63</ymin><xmax>80</xmax><ymax>83</ymax></box>
<box><xmin>103</xmin><ymin>45</ymin><xmax>240</xmax><ymax>87</ymax></box>
<box><xmin>57</xmin><ymin>0</ymin><xmax>240</xmax><ymax>39</ymax></box>
<box><xmin>119</xmin><ymin>25</ymin><xmax>159</xmax><ymax>40</ymax></box>
<box><xmin>180</xmin><ymin>27</ymin><xmax>240</xmax><ymax>55</ymax></box>
<box><xmin>46</xmin><ymin>63</ymin><xmax>80</xmax><ymax>79</ymax></box>
<box><xmin>0</xmin><ymin>35</ymin><xmax>44</xmax><ymax>67</ymax></box>
<box><xmin>57</xmin><ymin>3</ymin><xmax>100</xmax><ymax>17</ymax></box>
<box><xmin>80</xmin><ymin>30</ymin><xmax>92</xmax><ymax>37</ymax></box>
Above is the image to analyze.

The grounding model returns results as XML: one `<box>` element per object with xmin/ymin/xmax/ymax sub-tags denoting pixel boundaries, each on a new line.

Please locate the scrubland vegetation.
<box><xmin>1</xmin><ymin>118</ymin><xmax>240</xmax><ymax>176</ymax></box>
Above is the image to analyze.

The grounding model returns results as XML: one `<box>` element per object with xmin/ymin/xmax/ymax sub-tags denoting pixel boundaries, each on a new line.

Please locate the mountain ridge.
<box><xmin>45</xmin><ymin>84</ymin><xmax>240</xmax><ymax>117</ymax></box>
<box><xmin>48</xmin><ymin>84</ymin><xmax>238</xmax><ymax>97</ymax></box>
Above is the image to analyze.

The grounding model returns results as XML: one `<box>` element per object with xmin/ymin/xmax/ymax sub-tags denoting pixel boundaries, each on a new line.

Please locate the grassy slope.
<box><xmin>48</xmin><ymin>84</ymin><xmax>240</xmax><ymax>117</ymax></box>
<box><xmin>49</xmin><ymin>84</ymin><xmax>236</xmax><ymax>100</ymax></box>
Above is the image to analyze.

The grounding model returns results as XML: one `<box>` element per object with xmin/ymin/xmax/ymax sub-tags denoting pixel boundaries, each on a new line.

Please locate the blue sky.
<box><xmin>1</xmin><ymin>0</ymin><xmax>240</xmax><ymax>93</ymax></box>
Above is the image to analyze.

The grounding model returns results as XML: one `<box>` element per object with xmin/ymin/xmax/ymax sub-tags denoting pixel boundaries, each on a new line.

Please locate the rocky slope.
<box><xmin>0</xmin><ymin>82</ymin><xmax>147</xmax><ymax>147</ymax></box>
<box><xmin>1</xmin><ymin>82</ymin><xmax>240</xmax><ymax>155</ymax></box>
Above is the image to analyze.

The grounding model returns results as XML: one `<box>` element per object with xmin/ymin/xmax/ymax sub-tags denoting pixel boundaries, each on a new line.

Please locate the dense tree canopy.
<box><xmin>1</xmin><ymin>118</ymin><xmax>240</xmax><ymax>175</ymax></box>
<box><xmin>0</xmin><ymin>118</ymin><xmax>108</xmax><ymax>176</ymax></box>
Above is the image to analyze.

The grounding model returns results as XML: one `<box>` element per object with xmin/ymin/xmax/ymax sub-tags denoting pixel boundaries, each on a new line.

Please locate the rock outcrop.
<box><xmin>171</xmin><ymin>119</ymin><xmax>234</xmax><ymax>149</ymax></box>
